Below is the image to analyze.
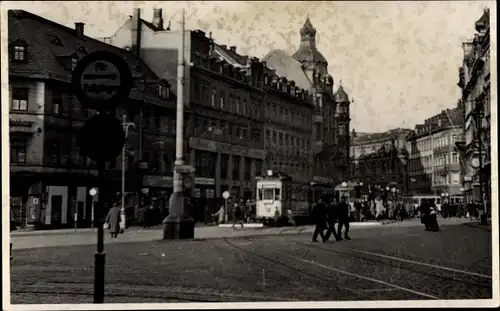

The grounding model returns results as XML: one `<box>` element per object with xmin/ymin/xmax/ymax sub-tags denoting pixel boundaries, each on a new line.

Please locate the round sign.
<box><xmin>222</xmin><ymin>191</ymin><xmax>230</xmax><ymax>200</ymax></box>
<box><xmin>72</xmin><ymin>51</ymin><xmax>132</xmax><ymax>111</ymax></box>
<box><xmin>77</xmin><ymin>113</ymin><xmax>126</xmax><ymax>162</ymax></box>
<box><xmin>89</xmin><ymin>188</ymin><xmax>98</xmax><ymax>196</ymax></box>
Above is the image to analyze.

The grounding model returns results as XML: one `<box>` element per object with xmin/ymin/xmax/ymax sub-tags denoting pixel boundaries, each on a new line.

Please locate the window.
<box><xmin>219</xmin><ymin>91</ymin><xmax>225</xmax><ymax>110</ymax></box>
<box><xmin>10</xmin><ymin>141</ymin><xmax>27</xmax><ymax>164</ymax></box>
<box><xmin>236</xmin><ymin>97</ymin><xmax>241</xmax><ymax>114</ymax></box>
<box><xmin>49</xmin><ymin>140</ymin><xmax>62</xmax><ymax>165</ymax></box>
<box><xmin>172</xmin><ymin>119</ymin><xmax>177</xmax><ymax>134</ymax></box>
<box><xmin>211</xmin><ymin>89</ymin><xmax>216</xmax><ymax>107</ymax></box>
<box><xmin>52</xmin><ymin>90</ymin><xmax>63</xmax><ymax>115</ymax></box>
<box><xmin>451</xmin><ymin>172</ymin><xmax>460</xmax><ymax>184</ymax></box>
<box><xmin>71</xmin><ymin>58</ymin><xmax>78</xmax><ymax>71</ymax></box>
<box><xmin>13</xmin><ymin>45</ymin><xmax>26</xmax><ymax>61</ymax></box>
<box><xmin>11</xmin><ymin>88</ymin><xmax>29</xmax><ymax>111</ymax></box>
<box><xmin>158</xmin><ymin>85</ymin><xmax>169</xmax><ymax>98</ymax></box>
<box><xmin>452</xmin><ymin>152</ymin><xmax>459</xmax><ymax>164</ymax></box>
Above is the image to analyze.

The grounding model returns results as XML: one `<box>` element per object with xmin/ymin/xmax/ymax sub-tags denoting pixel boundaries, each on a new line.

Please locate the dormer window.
<box><xmin>13</xmin><ymin>45</ymin><xmax>26</xmax><ymax>61</ymax></box>
<box><xmin>158</xmin><ymin>85</ymin><xmax>169</xmax><ymax>99</ymax></box>
<box><xmin>71</xmin><ymin>57</ymin><xmax>78</xmax><ymax>71</ymax></box>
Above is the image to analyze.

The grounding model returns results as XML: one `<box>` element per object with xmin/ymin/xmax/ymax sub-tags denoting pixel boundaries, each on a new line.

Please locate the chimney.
<box><xmin>131</xmin><ymin>8</ymin><xmax>142</xmax><ymax>60</ymax></box>
<box><xmin>229</xmin><ymin>46</ymin><xmax>236</xmax><ymax>53</ymax></box>
<box><xmin>220</xmin><ymin>44</ymin><xmax>227</xmax><ymax>50</ymax></box>
<box><xmin>152</xmin><ymin>8</ymin><xmax>164</xmax><ymax>30</ymax></box>
<box><xmin>75</xmin><ymin>22</ymin><xmax>84</xmax><ymax>37</ymax></box>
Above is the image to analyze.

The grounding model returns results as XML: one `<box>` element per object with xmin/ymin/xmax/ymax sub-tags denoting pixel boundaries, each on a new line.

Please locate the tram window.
<box><xmin>262</xmin><ymin>188</ymin><xmax>274</xmax><ymax>200</ymax></box>
<box><xmin>275</xmin><ymin>188</ymin><xmax>281</xmax><ymax>200</ymax></box>
<box><xmin>257</xmin><ymin>189</ymin><xmax>262</xmax><ymax>200</ymax></box>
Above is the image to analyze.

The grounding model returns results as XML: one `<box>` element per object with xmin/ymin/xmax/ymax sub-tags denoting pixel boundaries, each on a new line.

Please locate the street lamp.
<box><xmin>267</xmin><ymin>169</ymin><xmax>273</xmax><ymax>177</ymax></box>
<box><xmin>89</xmin><ymin>188</ymin><xmax>97</xmax><ymax>230</ymax></box>
<box><xmin>121</xmin><ymin>115</ymin><xmax>135</xmax><ymax>231</ymax></box>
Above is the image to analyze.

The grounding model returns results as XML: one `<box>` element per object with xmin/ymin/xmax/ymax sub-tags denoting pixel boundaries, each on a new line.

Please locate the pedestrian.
<box><xmin>337</xmin><ymin>196</ymin><xmax>351</xmax><ymax>240</ymax></box>
<box><xmin>105</xmin><ymin>203</ymin><xmax>121</xmax><ymax>238</ymax></box>
<box><xmin>212</xmin><ymin>205</ymin><xmax>225</xmax><ymax>225</ymax></box>
<box><xmin>245</xmin><ymin>200</ymin><xmax>253</xmax><ymax>223</ymax></box>
<box><xmin>324</xmin><ymin>197</ymin><xmax>341</xmax><ymax>242</ymax></box>
<box><xmin>420</xmin><ymin>201</ymin><xmax>431</xmax><ymax>231</ymax></box>
<box><xmin>136</xmin><ymin>205</ymin><xmax>148</xmax><ymax>228</ymax></box>
<box><xmin>428</xmin><ymin>207</ymin><xmax>440</xmax><ymax>231</ymax></box>
<box><xmin>232</xmin><ymin>200</ymin><xmax>244</xmax><ymax>229</ymax></box>
<box><xmin>311</xmin><ymin>197</ymin><xmax>327</xmax><ymax>243</ymax></box>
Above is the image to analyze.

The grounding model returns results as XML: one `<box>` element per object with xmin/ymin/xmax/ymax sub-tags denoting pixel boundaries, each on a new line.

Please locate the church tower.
<box><xmin>334</xmin><ymin>83</ymin><xmax>352</xmax><ymax>179</ymax></box>
<box><xmin>292</xmin><ymin>17</ymin><xmax>329</xmax><ymax>80</ymax></box>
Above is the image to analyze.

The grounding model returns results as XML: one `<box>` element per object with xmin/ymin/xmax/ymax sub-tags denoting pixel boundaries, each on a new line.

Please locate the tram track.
<box><xmin>219</xmin><ymin>237</ymin><xmax>377</xmax><ymax>301</ymax></box>
<box><xmin>288</xmin><ymin>239</ymin><xmax>492</xmax><ymax>299</ymax></box>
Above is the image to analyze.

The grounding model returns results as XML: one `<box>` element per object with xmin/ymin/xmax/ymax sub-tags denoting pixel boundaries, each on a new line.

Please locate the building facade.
<box><xmin>102</xmin><ymin>9</ymin><xmax>331</xmax><ymax>217</ymax></box>
<box><xmin>350</xmin><ymin>128</ymin><xmax>411</xmax><ymax>195</ymax></box>
<box><xmin>406</xmin><ymin>104</ymin><xmax>464</xmax><ymax>202</ymax></box>
<box><xmin>262</xmin><ymin>17</ymin><xmax>351</xmax><ymax>195</ymax></box>
<box><xmin>456</xmin><ymin>8</ymin><xmax>491</xmax><ymax>209</ymax></box>
<box><xmin>8</xmin><ymin>10</ymin><xmax>176</xmax><ymax>228</ymax></box>
<box><xmin>102</xmin><ymin>9</ymin><xmax>354</xmax><ymax>212</ymax></box>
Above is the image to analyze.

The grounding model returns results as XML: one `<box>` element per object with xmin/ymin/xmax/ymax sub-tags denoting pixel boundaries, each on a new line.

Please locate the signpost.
<box><xmin>222</xmin><ymin>191</ymin><xmax>230</xmax><ymax>223</ymax></box>
<box><xmin>72</xmin><ymin>51</ymin><xmax>132</xmax><ymax>304</ymax></box>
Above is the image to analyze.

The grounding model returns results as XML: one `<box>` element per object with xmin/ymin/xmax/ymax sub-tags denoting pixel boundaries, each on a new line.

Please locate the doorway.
<box><xmin>51</xmin><ymin>195</ymin><xmax>63</xmax><ymax>228</ymax></box>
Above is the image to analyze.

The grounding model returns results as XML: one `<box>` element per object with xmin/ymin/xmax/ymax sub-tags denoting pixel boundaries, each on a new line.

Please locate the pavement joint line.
<box><xmin>351</xmin><ymin>249</ymin><xmax>493</xmax><ymax>280</ymax></box>
<box><xmin>283</xmin><ymin>254</ymin><xmax>440</xmax><ymax>300</ymax></box>
<box><xmin>17</xmin><ymin>282</ymin><xmax>299</xmax><ymax>302</ymax></box>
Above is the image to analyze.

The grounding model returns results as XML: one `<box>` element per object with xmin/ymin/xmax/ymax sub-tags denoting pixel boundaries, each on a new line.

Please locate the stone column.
<box><xmin>215</xmin><ymin>152</ymin><xmax>221</xmax><ymax>197</ymax></box>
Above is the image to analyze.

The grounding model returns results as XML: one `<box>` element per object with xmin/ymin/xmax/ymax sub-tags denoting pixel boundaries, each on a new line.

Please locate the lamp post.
<box><xmin>121</xmin><ymin>115</ymin><xmax>135</xmax><ymax>231</ymax></box>
<box><xmin>163</xmin><ymin>8</ymin><xmax>196</xmax><ymax>239</ymax></box>
<box><xmin>89</xmin><ymin>188</ymin><xmax>97</xmax><ymax>230</ymax></box>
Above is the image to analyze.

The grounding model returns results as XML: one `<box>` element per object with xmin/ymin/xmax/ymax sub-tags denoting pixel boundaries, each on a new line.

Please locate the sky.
<box><xmin>2</xmin><ymin>1</ymin><xmax>495</xmax><ymax>133</ymax></box>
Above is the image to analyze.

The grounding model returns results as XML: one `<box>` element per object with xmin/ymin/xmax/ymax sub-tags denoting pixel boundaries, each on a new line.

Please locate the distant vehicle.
<box><xmin>255</xmin><ymin>172</ymin><xmax>309</xmax><ymax>226</ymax></box>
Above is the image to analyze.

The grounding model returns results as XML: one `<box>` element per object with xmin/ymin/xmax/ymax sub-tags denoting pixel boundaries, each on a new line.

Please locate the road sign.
<box><xmin>72</xmin><ymin>51</ymin><xmax>132</xmax><ymax>111</ymax></box>
<box><xmin>77</xmin><ymin>113</ymin><xmax>126</xmax><ymax>162</ymax></box>
<box><xmin>222</xmin><ymin>191</ymin><xmax>230</xmax><ymax>200</ymax></box>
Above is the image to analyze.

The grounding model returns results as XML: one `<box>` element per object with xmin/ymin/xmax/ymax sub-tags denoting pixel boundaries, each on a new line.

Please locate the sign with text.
<box><xmin>72</xmin><ymin>51</ymin><xmax>132</xmax><ymax>111</ymax></box>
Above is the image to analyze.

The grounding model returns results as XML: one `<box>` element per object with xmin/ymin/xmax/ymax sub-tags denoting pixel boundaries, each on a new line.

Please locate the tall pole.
<box><xmin>121</xmin><ymin>116</ymin><xmax>135</xmax><ymax>231</ymax></box>
<box><xmin>94</xmin><ymin>159</ymin><xmax>106</xmax><ymax>303</ymax></box>
<box><xmin>163</xmin><ymin>8</ymin><xmax>194</xmax><ymax>239</ymax></box>
<box><xmin>121</xmin><ymin>115</ymin><xmax>126</xmax><ymax>230</ymax></box>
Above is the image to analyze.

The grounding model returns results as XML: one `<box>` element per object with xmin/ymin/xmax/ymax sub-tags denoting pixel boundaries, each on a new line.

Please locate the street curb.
<box><xmin>464</xmin><ymin>222</ymin><xmax>492</xmax><ymax>232</ymax></box>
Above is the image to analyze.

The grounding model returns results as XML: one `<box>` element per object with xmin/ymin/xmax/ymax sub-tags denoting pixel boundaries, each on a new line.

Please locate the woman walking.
<box><xmin>105</xmin><ymin>203</ymin><xmax>121</xmax><ymax>238</ymax></box>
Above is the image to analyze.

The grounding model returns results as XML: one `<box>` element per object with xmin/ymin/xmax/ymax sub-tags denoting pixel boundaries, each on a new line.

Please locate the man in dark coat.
<box><xmin>337</xmin><ymin>196</ymin><xmax>351</xmax><ymax>240</ymax></box>
<box><xmin>325</xmin><ymin>197</ymin><xmax>341</xmax><ymax>242</ymax></box>
<box><xmin>311</xmin><ymin>197</ymin><xmax>327</xmax><ymax>242</ymax></box>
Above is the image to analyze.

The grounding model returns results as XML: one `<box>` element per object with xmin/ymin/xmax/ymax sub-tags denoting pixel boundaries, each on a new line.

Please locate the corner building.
<box><xmin>456</xmin><ymin>8</ymin><xmax>491</xmax><ymax>208</ymax></box>
<box><xmin>8</xmin><ymin>10</ymin><xmax>175</xmax><ymax>228</ymax></box>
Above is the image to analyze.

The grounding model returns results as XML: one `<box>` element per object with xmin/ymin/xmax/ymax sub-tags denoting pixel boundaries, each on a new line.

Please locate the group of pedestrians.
<box><xmin>311</xmin><ymin>196</ymin><xmax>351</xmax><ymax>243</ymax></box>
<box><xmin>212</xmin><ymin>198</ymin><xmax>255</xmax><ymax>229</ymax></box>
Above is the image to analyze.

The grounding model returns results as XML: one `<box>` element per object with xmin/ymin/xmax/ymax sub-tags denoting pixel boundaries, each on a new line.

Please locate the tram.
<box><xmin>255</xmin><ymin>171</ymin><xmax>309</xmax><ymax>226</ymax></box>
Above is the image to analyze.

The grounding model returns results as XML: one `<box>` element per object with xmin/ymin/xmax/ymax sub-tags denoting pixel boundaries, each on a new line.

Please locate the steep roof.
<box><xmin>292</xmin><ymin>17</ymin><xmax>327</xmax><ymax>64</ymax></box>
<box><xmin>334</xmin><ymin>85</ymin><xmax>349</xmax><ymax>103</ymax></box>
<box><xmin>262</xmin><ymin>49</ymin><xmax>312</xmax><ymax>91</ymax></box>
<box><xmin>8</xmin><ymin>10</ymin><xmax>159</xmax><ymax>84</ymax></box>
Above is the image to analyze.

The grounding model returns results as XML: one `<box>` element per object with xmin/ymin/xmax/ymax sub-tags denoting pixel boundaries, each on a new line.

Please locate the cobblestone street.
<box><xmin>9</xmin><ymin>223</ymin><xmax>493</xmax><ymax>304</ymax></box>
